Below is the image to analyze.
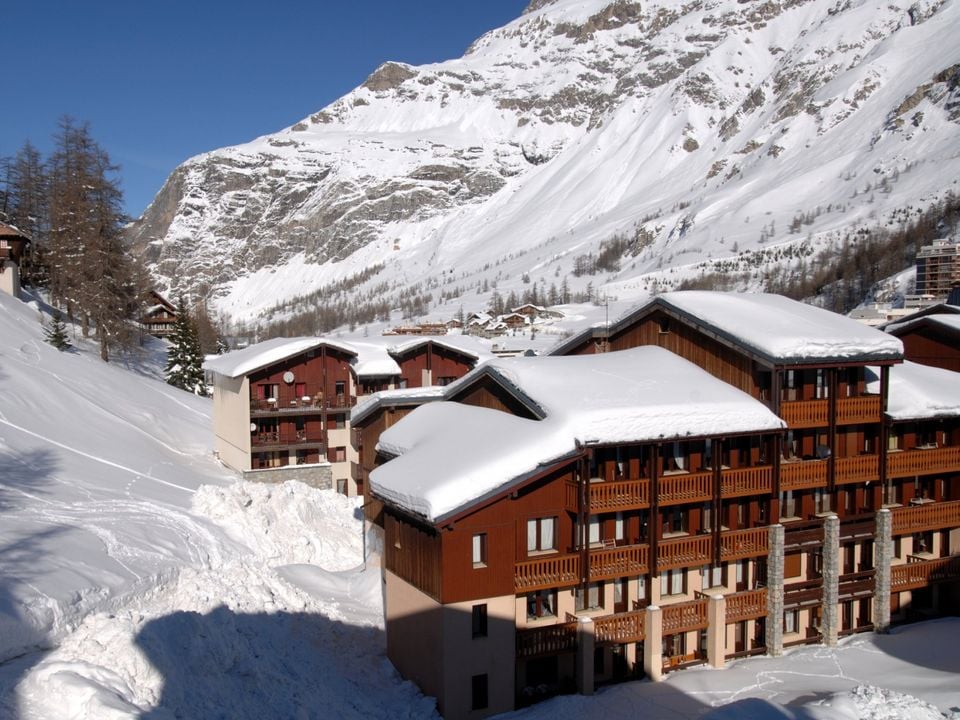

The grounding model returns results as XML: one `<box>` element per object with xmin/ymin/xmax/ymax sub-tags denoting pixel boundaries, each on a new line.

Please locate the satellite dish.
<box><xmin>283</xmin><ymin>371</ymin><xmax>295</xmax><ymax>384</ymax></box>
<box><xmin>250</xmin><ymin>423</ymin><xmax>257</xmax><ymax>432</ymax></box>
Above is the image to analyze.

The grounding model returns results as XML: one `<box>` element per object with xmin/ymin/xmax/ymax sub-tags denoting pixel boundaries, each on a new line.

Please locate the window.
<box><xmin>332</xmin><ymin>446</ymin><xmax>346</xmax><ymax>463</ymax></box>
<box><xmin>815</xmin><ymin>369</ymin><xmax>828</xmax><ymax>399</ymax></box>
<box><xmin>784</xmin><ymin>609</ymin><xmax>799</xmax><ymax>634</ymax></box>
<box><xmin>257</xmin><ymin>383</ymin><xmax>279</xmax><ymax>401</ymax></box>
<box><xmin>575</xmin><ymin>582</ymin><xmax>604</xmax><ymax>611</ymax></box>
<box><xmin>660</xmin><ymin>568</ymin><xmax>685</xmax><ymax>596</ymax></box>
<box><xmin>814</xmin><ymin>488</ymin><xmax>831</xmax><ymax>514</ymax></box>
<box><xmin>664</xmin><ymin>507</ymin><xmax>688</xmax><ymax>534</ymax></box>
<box><xmin>657</xmin><ymin>316</ymin><xmax>670</xmax><ymax>334</ymax></box>
<box><xmin>527</xmin><ymin>589</ymin><xmax>556</xmax><ymax>619</ymax></box>
<box><xmin>334</xmin><ymin>380</ymin><xmax>346</xmax><ymax>401</ymax></box>
<box><xmin>472</xmin><ymin>604</ymin><xmax>488</xmax><ymax>638</ymax></box>
<box><xmin>527</xmin><ymin>517</ymin><xmax>556</xmax><ymax>553</ymax></box>
<box><xmin>437</xmin><ymin>376</ymin><xmax>457</xmax><ymax>386</ymax></box>
<box><xmin>780</xmin><ymin>490</ymin><xmax>797</xmax><ymax>519</ymax></box>
<box><xmin>472</xmin><ymin>533</ymin><xmax>487</xmax><ymax>568</ymax></box>
<box><xmin>702</xmin><ymin>503</ymin><xmax>713</xmax><ymax>532</ymax></box>
<box><xmin>588</xmin><ymin>517</ymin><xmax>601</xmax><ymax>546</ymax></box>
<box><xmin>295</xmin><ymin>382</ymin><xmax>306</xmax><ymax>399</ymax></box>
<box><xmin>701</xmin><ymin>565</ymin><xmax>724</xmax><ymax>589</ymax></box>
<box><xmin>471</xmin><ymin>674</ymin><xmax>488</xmax><ymax>711</ymax></box>
<box><xmin>614</xmin><ymin>512</ymin><xmax>625</xmax><ymax>542</ymax></box>
<box><xmin>888</xmin><ymin>433</ymin><xmax>900</xmax><ymax>451</ymax></box>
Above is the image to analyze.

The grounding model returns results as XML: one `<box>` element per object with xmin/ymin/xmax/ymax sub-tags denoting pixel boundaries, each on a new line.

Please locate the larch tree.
<box><xmin>165</xmin><ymin>295</ymin><xmax>207</xmax><ymax>395</ymax></box>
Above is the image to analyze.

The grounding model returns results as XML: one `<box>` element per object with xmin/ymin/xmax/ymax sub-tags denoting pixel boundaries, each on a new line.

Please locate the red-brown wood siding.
<box><xmin>448</xmin><ymin>376</ymin><xmax>540</xmax><ymax>419</ymax></box>
<box><xmin>895</xmin><ymin>327</ymin><xmax>960</xmax><ymax>372</ymax></box>
<box><xmin>385</xmin><ymin>510</ymin><xmax>442</xmax><ymax>601</ymax></box>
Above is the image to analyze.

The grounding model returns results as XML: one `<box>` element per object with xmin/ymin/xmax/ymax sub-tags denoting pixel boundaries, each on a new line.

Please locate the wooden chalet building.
<box><xmin>885</xmin><ymin>312</ymin><xmax>960</xmax><ymax>373</ymax></box>
<box><xmin>140</xmin><ymin>290</ymin><xmax>179</xmax><ymax>339</ymax></box>
<box><xmin>0</xmin><ymin>222</ymin><xmax>31</xmax><ymax>299</ymax></box>
<box><xmin>362</xmin><ymin>291</ymin><xmax>960</xmax><ymax>719</ymax></box>
<box><xmin>205</xmin><ymin>336</ymin><xmax>485</xmax><ymax>495</ymax></box>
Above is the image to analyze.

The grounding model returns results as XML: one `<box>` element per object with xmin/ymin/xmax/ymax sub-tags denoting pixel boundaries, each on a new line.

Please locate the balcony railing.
<box><xmin>834</xmin><ymin>454</ymin><xmax>880</xmax><ymax>485</ymax></box>
<box><xmin>784</xmin><ymin>578</ymin><xmax>823</xmax><ymax>609</ymax></box>
<box><xmin>838</xmin><ymin>569</ymin><xmax>875</xmax><ymax>601</ymax></box>
<box><xmin>516</xmin><ymin>621</ymin><xmax>578</xmax><ymax>659</ymax></box>
<box><xmin>662</xmin><ymin>598</ymin><xmax>709</xmax><ymax>634</ymax></box>
<box><xmin>514</xmin><ymin>553</ymin><xmax>580</xmax><ymax>593</ymax></box>
<box><xmin>658</xmin><ymin>535</ymin><xmax>712</xmax><ymax>571</ymax></box>
<box><xmin>250</xmin><ymin>392</ymin><xmax>355</xmax><ymax>414</ymax></box>
<box><xmin>837</xmin><ymin>396</ymin><xmax>882</xmax><ymax>424</ymax></box>
<box><xmin>594</xmin><ymin>609</ymin><xmax>646</xmax><ymax>645</ymax></box>
<box><xmin>725</xmin><ymin>588</ymin><xmax>768</xmax><ymax>623</ymax></box>
<box><xmin>890</xmin><ymin>554</ymin><xmax>960</xmax><ymax>591</ymax></box>
<box><xmin>251</xmin><ymin>432</ymin><xmax>324</xmax><ymax>447</ymax></box>
<box><xmin>887</xmin><ymin>446</ymin><xmax>960</xmax><ymax>479</ymax></box>
<box><xmin>659</xmin><ymin>471</ymin><xmax>713</xmax><ymax>506</ymax></box>
<box><xmin>721</xmin><ymin>466</ymin><xmax>773</xmax><ymax>498</ymax></box>
<box><xmin>781</xmin><ymin>399</ymin><xmax>827</xmax><ymax>428</ymax></box>
<box><xmin>719</xmin><ymin>528</ymin><xmax>768</xmax><ymax>561</ymax></box>
<box><xmin>586</xmin><ymin>479</ymin><xmax>651</xmax><ymax>513</ymax></box>
<box><xmin>589</xmin><ymin>544</ymin><xmax>649</xmax><ymax>581</ymax></box>
<box><xmin>780</xmin><ymin>459</ymin><xmax>828</xmax><ymax>490</ymax></box>
<box><xmin>890</xmin><ymin>499</ymin><xmax>960</xmax><ymax>535</ymax></box>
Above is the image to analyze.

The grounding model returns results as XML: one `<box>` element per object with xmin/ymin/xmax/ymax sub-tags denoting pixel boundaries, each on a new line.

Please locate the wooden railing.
<box><xmin>780</xmin><ymin>459</ymin><xmax>828</xmax><ymax>490</ymax></box>
<box><xmin>720</xmin><ymin>528</ymin><xmax>768</xmax><ymax>561</ymax></box>
<box><xmin>837</xmin><ymin>396</ymin><xmax>882</xmax><ymax>424</ymax></box>
<box><xmin>890</xmin><ymin>500</ymin><xmax>960</xmax><ymax>536</ymax></box>
<box><xmin>781</xmin><ymin>400</ymin><xmax>827</xmax><ymax>428</ymax></box>
<box><xmin>784</xmin><ymin>578</ymin><xmax>823</xmax><ymax>609</ymax></box>
<box><xmin>662</xmin><ymin>598</ymin><xmax>709</xmax><ymax>634</ymax></box>
<box><xmin>725</xmin><ymin>589</ymin><xmax>768</xmax><ymax>623</ymax></box>
<box><xmin>516</xmin><ymin>622</ymin><xmax>578</xmax><ymax>658</ymax></box>
<box><xmin>838</xmin><ymin>569</ymin><xmax>875</xmax><ymax>600</ymax></box>
<box><xmin>890</xmin><ymin>555</ymin><xmax>960</xmax><ymax>591</ymax></box>
<box><xmin>594</xmin><ymin>610</ymin><xmax>645</xmax><ymax>645</ymax></box>
<box><xmin>515</xmin><ymin>553</ymin><xmax>580</xmax><ymax>593</ymax></box>
<box><xmin>721</xmin><ymin>466</ymin><xmax>773</xmax><ymax>498</ymax></box>
<box><xmin>659</xmin><ymin>471</ymin><xmax>713</xmax><ymax>506</ymax></box>
<box><xmin>586</xmin><ymin>479</ymin><xmax>651</xmax><ymax>513</ymax></box>
<box><xmin>589</xmin><ymin>544</ymin><xmax>649</xmax><ymax>581</ymax></box>
<box><xmin>888</xmin><ymin>446</ymin><xmax>960</xmax><ymax>479</ymax></box>
<box><xmin>834</xmin><ymin>454</ymin><xmax>879</xmax><ymax>485</ymax></box>
<box><xmin>658</xmin><ymin>535</ymin><xmax>712</xmax><ymax>571</ymax></box>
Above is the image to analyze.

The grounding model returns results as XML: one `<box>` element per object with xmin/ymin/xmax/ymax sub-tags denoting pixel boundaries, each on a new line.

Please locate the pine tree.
<box><xmin>165</xmin><ymin>296</ymin><xmax>207</xmax><ymax>395</ymax></box>
<box><xmin>43</xmin><ymin>311</ymin><xmax>71</xmax><ymax>351</ymax></box>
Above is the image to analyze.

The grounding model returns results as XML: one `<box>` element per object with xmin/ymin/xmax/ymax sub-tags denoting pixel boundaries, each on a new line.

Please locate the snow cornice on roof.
<box><xmin>351</xmin><ymin>386</ymin><xmax>449</xmax><ymax>425</ymax></box>
<box><xmin>869</xmin><ymin>361</ymin><xmax>960</xmax><ymax>422</ymax></box>
<box><xmin>203</xmin><ymin>337</ymin><xmax>359</xmax><ymax>379</ymax></box>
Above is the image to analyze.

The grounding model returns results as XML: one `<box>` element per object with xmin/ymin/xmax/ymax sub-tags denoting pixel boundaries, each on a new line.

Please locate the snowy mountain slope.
<box><xmin>129</xmin><ymin>0</ymin><xmax>960</xmax><ymax>325</ymax></box>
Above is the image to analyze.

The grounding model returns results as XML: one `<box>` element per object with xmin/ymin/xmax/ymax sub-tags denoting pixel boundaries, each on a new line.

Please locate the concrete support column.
<box><xmin>576</xmin><ymin>617</ymin><xmax>595</xmax><ymax>695</ymax></box>
<box><xmin>822</xmin><ymin>514</ymin><xmax>840</xmax><ymax>647</ymax></box>
<box><xmin>706</xmin><ymin>594</ymin><xmax>726</xmax><ymax>669</ymax></box>
<box><xmin>874</xmin><ymin>508</ymin><xmax>893</xmax><ymax>633</ymax></box>
<box><xmin>643</xmin><ymin>605</ymin><xmax>663</xmax><ymax>681</ymax></box>
<box><xmin>766</xmin><ymin>523</ymin><xmax>784</xmax><ymax>657</ymax></box>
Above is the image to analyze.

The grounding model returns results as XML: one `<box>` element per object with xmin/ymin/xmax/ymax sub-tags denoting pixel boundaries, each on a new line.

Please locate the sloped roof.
<box><xmin>868</xmin><ymin>361</ymin><xmax>960</xmax><ymax>421</ymax></box>
<box><xmin>204</xmin><ymin>337</ymin><xmax>358</xmax><ymax>379</ymax></box>
<box><xmin>885</xmin><ymin>314</ymin><xmax>960</xmax><ymax>337</ymax></box>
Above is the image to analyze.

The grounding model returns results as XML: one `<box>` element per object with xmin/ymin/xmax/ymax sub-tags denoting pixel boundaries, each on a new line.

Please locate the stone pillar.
<box><xmin>874</xmin><ymin>508</ymin><xmax>892</xmax><ymax>633</ymax></box>
<box><xmin>576</xmin><ymin>617</ymin><xmax>595</xmax><ymax>695</ymax></box>
<box><xmin>822</xmin><ymin>514</ymin><xmax>840</xmax><ymax>647</ymax></box>
<box><xmin>706</xmin><ymin>593</ymin><xmax>726</xmax><ymax>669</ymax></box>
<box><xmin>643</xmin><ymin>605</ymin><xmax>663</xmax><ymax>681</ymax></box>
<box><xmin>766</xmin><ymin>523</ymin><xmax>784</xmax><ymax>657</ymax></box>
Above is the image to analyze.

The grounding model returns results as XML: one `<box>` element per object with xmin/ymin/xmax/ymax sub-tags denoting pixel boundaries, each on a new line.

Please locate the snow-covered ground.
<box><xmin>0</xmin><ymin>289</ymin><xmax>958</xmax><ymax>719</ymax></box>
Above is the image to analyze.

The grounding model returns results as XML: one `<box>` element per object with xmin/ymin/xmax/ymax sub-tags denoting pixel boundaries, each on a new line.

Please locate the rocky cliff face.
<box><xmin>128</xmin><ymin>0</ymin><xmax>960</xmax><ymax>323</ymax></box>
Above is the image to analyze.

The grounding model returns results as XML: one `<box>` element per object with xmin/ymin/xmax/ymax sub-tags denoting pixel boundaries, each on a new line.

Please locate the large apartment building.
<box><xmin>205</xmin><ymin>335</ymin><xmax>485</xmax><ymax>494</ymax></box>
<box><xmin>363</xmin><ymin>292</ymin><xmax>960</xmax><ymax>720</ymax></box>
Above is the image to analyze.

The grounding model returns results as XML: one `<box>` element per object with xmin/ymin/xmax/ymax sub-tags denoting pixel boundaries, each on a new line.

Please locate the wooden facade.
<box><xmin>886</xmin><ymin>318</ymin><xmax>960</xmax><ymax>372</ymax></box>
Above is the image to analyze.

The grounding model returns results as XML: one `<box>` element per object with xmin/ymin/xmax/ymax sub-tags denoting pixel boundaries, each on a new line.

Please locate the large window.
<box><xmin>660</xmin><ymin>568</ymin><xmax>686</xmax><ymax>596</ymax></box>
<box><xmin>527</xmin><ymin>589</ymin><xmax>556</xmax><ymax>619</ymax></box>
<box><xmin>527</xmin><ymin>517</ymin><xmax>556</xmax><ymax>553</ymax></box>
<box><xmin>701</xmin><ymin>564</ymin><xmax>724</xmax><ymax>589</ymax></box>
<box><xmin>472</xmin><ymin>533</ymin><xmax>487</xmax><ymax>568</ymax></box>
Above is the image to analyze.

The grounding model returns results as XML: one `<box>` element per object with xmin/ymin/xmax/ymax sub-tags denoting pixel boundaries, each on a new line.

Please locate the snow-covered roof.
<box><xmin>348</xmin><ymin>342</ymin><xmax>402</xmax><ymax>378</ymax></box>
<box><xmin>388</xmin><ymin>336</ymin><xmax>482</xmax><ymax>360</ymax></box>
<box><xmin>351</xmin><ymin>385</ymin><xmax>455</xmax><ymax>426</ymax></box>
<box><xmin>868</xmin><ymin>361</ymin><xmax>960</xmax><ymax>421</ymax></box>
<box><xmin>203</xmin><ymin>337</ymin><xmax>358</xmax><ymax>379</ymax></box>
<box><xmin>371</xmin><ymin>346</ymin><xmax>785</xmax><ymax>521</ymax></box>
<box><xmin>885</xmin><ymin>314</ymin><xmax>960</xmax><ymax>336</ymax></box>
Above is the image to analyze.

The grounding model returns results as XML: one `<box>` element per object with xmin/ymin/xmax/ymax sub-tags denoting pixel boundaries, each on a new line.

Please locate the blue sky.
<box><xmin>1</xmin><ymin>1</ymin><xmax>529</xmax><ymax>219</ymax></box>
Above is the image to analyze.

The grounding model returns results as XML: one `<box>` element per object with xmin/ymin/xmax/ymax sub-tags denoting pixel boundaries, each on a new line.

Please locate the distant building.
<box><xmin>0</xmin><ymin>222</ymin><xmax>31</xmax><ymax>299</ymax></box>
<box><xmin>140</xmin><ymin>290</ymin><xmax>178</xmax><ymax>339</ymax></box>
<box><xmin>915</xmin><ymin>239</ymin><xmax>960</xmax><ymax>300</ymax></box>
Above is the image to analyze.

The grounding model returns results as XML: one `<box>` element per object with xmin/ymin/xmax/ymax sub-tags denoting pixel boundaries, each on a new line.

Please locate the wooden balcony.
<box><xmin>585</xmin><ymin>479</ymin><xmax>651</xmax><ymax>513</ymax></box>
<box><xmin>784</xmin><ymin>578</ymin><xmax>822</xmax><ymax>609</ymax></box>
<box><xmin>251</xmin><ymin>432</ymin><xmax>324</xmax><ymax>449</ymax></box>
<box><xmin>725</xmin><ymin>588</ymin><xmax>768</xmax><ymax>623</ymax></box>
<box><xmin>837</xmin><ymin>396</ymin><xmax>882</xmax><ymax>424</ymax></box>
<box><xmin>721</xmin><ymin>466</ymin><xmax>773</xmax><ymax>498</ymax></box>
<box><xmin>780</xmin><ymin>459</ymin><xmax>828</xmax><ymax>491</ymax></box>
<box><xmin>514</xmin><ymin>553</ymin><xmax>580</xmax><ymax>593</ymax></box>
<box><xmin>658</xmin><ymin>534</ymin><xmax>712</xmax><ymax>571</ymax></box>
<box><xmin>250</xmin><ymin>392</ymin><xmax>355</xmax><ymax>415</ymax></box>
<box><xmin>890</xmin><ymin>499</ymin><xmax>960</xmax><ymax>535</ymax></box>
<box><xmin>589</xmin><ymin>544</ymin><xmax>649</xmax><ymax>581</ymax></box>
<box><xmin>835</xmin><ymin>454</ymin><xmax>879</xmax><ymax>485</ymax></box>
<box><xmin>659</xmin><ymin>471</ymin><xmax>713</xmax><ymax>506</ymax></box>
<box><xmin>594</xmin><ymin>609</ymin><xmax>645</xmax><ymax>645</ymax></box>
<box><xmin>890</xmin><ymin>554</ymin><xmax>960</xmax><ymax>592</ymax></box>
<box><xmin>838</xmin><ymin>569</ymin><xmax>875</xmax><ymax>601</ymax></box>
<box><xmin>781</xmin><ymin>399</ymin><xmax>827</xmax><ymax>428</ymax></box>
<box><xmin>516</xmin><ymin>621</ymin><xmax>578</xmax><ymax>659</ymax></box>
<box><xmin>720</xmin><ymin>527</ymin><xmax>768</xmax><ymax>561</ymax></box>
<box><xmin>887</xmin><ymin>446</ymin><xmax>960</xmax><ymax>479</ymax></box>
<box><xmin>662</xmin><ymin>598</ymin><xmax>709</xmax><ymax>634</ymax></box>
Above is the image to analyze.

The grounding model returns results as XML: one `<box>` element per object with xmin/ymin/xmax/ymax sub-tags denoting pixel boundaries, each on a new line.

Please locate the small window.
<box><xmin>471</xmin><ymin>674</ymin><xmax>488</xmax><ymax>711</ymax></box>
<box><xmin>576</xmin><ymin>582</ymin><xmax>604</xmax><ymax>611</ymax></box>
<box><xmin>658</xmin><ymin>317</ymin><xmax>670</xmax><ymax>334</ymax></box>
<box><xmin>783</xmin><ymin>608</ymin><xmax>799</xmax><ymax>634</ymax></box>
<box><xmin>332</xmin><ymin>446</ymin><xmax>346</xmax><ymax>463</ymax></box>
<box><xmin>472</xmin><ymin>533</ymin><xmax>487</xmax><ymax>568</ymax></box>
<box><xmin>527</xmin><ymin>589</ymin><xmax>556</xmax><ymax>619</ymax></box>
<box><xmin>701</xmin><ymin>564</ymin><xmax>724</xmax><ymax>589</ymax></box>
<box><xmin>472</xmin><ymin>604</ymin><xmax>488</xmax><ymax>638</ymax></box>
<box><xmin>660</xmin><ymin>568</ymin><xmax>685</xmax><ymax>596</ymax></box>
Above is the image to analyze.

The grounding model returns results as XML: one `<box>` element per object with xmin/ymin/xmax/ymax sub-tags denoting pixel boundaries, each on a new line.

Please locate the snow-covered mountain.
<box><xmin>128</xmin><ymin>0</ymin><xmax>960</xmax><ymax>324</ymax></box>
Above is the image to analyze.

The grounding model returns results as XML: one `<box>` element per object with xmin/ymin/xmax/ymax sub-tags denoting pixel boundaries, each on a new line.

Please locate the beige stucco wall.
<box><xmin>0</xmin><ymin>261</ymin><xmax>21</xmax><ymax>298</ymax></box>
<box><xmin>212</xmin><ymin>375</ymin><xmax>250</xmax><ymax>471</ymax></box>
<box><xmin>385</xmin><ymin>570</ymin><xmax>444</xmax><ymax>708</ymax></box>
